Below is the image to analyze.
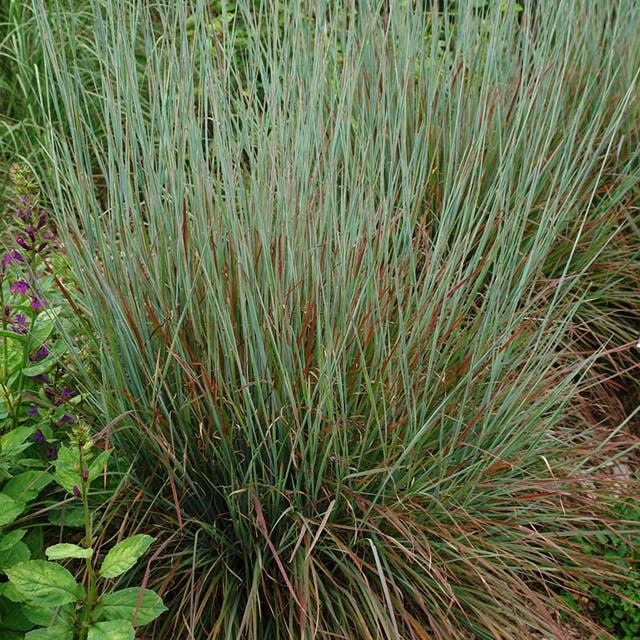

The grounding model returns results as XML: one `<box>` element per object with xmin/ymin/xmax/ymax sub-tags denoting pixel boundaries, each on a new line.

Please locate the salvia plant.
<box><xmin>0</xmin><ymin>181</ymin><xmax>166</xmax><ymax>638</ymax></box>
<box><xmin>3</xmin><ymin>421</ymin><xmax>166</xmax><ymax>640</ymax></box>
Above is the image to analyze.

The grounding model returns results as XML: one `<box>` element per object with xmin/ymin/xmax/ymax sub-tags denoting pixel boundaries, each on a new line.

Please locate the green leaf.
<box><xmin>0</xmin><ymin>597</ymin><xmax>35</xmax><ymax>631</ymax></box>
<box><xmin>48</xmin><ymin>505</ymin><xmax>86</xmax><ymax>528</ymax></box>
<box><xmin>87</xmin><ymin>620</ymin><xmax>135</xmax><ymax>640</ymax></box>
<box><xmin>29</xmin><ymin>308</ymin><xmax>61</xmax><ymax>345</ymax></box>
<box><xmin>0</xmin><ymin>493</ymin><xmax>26</xmax><ymax>526</ymax></box>
<box><xmin>0</xmin><ymin>427</ymin><xmax>34</xmax><ymax>456</ymax></box>
<box><xmin>52</xmin><ymin>445</ymin><xmax>80</xmax><ymax>494</ymax></box>
<box><xmin>95</xmin><ymin>587</ymin><xmax>167</xmax><ymax>626</ymax></box>
<box><xmin>25</xmin><ymin>624</ymin><xmax>74</xmax><ymax>640</ymax></box>
<box><xmin>0</xmin><ymin>581</ymin><xmax>28</xmax><ymax>602</ymax></box>
<box><xmin>87</xmin><ymin>449</ymin><xmax>111</xmax><ymax>483</ymax></box>
<box><xmin>0</xmin><ymin>529</ymin><xmax>26</xmax><ymax>551</ymax></box>
<box><xmin>0</xmin><ymin>540</ymin><xmax>30</xmax><ymax>571</ymax></box>
<box><xmin>6</xmin><ymin>560</ymin><xmax>85</xmax><ymax>606</ymax></box>
<box><xmin>23</xmin><ymin>602</ymin><xmax>71</xmax><ymax>626</ymax></box>
<box><xmin>3</xmin><ymin>470</ymin><xmax>52</xmax><ymax>503</ymax></box>
<box><xmin>21</xmin><ymin>355</ymin><xmax>57</xmax><ymax>377</ymax></box>
<box><xmin>99</xmin><ymin>535</ymin><xmax>154</xmax><ymax>579</ymax></box>
<box><xmin>46</xmin><ymin>543</ymin><xmax>93</xmax><ymax>560</ymax></box>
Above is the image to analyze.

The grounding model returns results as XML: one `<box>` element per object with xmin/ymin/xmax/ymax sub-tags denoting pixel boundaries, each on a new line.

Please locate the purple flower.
<box><xmin>28</xmin><ymin>404</ymin><xmax>39</xmax><ymax>416</ymax></box>
<box><xmin>59</xmin><ymin>385</ymin><xmax>77</xmax><ymax>400</ymax></box>
<box><xmin>10</xmin><ymin>280</ymin><xmax>29</xmax><ymax>295</ymax></box>
<box><xmin>72</xmin><ymin>485</ymin><xmax>81</xmax><ymax>498</ymax></box>
<box><xmin>36</xmin><ymin>211</ymin><xmax>47</xmax><ymax>230</ymax></box>
<box><xmin>10</xmin><ymin>313</ymin><xmax>27</xmax><ymax>335</ymax></box>
<box><xmin>47</xmin><ymin>447</ymin><xmax>58</xmax><ymax>460</ymax></box>
<box><xmin>1</xmin><ymin>249</ymin><xmax>24</xmax><ymax>270</ymax></box>
<box><xmin>16</xmin><ymin>236</ymin><xmax>30</xmax><ymax>250</ymax></box>
<box><xmin>30</xmin><ymin>346</ymin><xmax>50</xmax><ymax>361</ymax></box>
<box><xmin>32</xmin><ymin>373</ymin><xmax>51</xmax><ymax>385</ymax></box>
<box><xmin>82</xmin><ymin>468</ymin><xmax>89</xmax><ymax>482</ymax></box>
<box><xmin>31</xmin><ymin>296</ymin><xmax>46</xmax><ymax>310</ymax></box>
<box><xmin>56</xmin><ymin>415</ymin><xmax>76</xmax><ymax>427</ymax></box>
<box><xmin>34</xmin><ymin>429</ymin><xmax>46</xmax><ymax>442</ymax></box>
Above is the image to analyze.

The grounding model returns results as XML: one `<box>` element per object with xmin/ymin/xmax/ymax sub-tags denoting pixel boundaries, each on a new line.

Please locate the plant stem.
<box><xmin>77</xmin><ymin>439</ymin><xmax>97</xmax><ymax>640</ymax></box>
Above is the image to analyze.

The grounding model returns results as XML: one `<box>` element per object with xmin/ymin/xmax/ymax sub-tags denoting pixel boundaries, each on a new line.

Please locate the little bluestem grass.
<box><xmin>33</xmin><ymin>1</ymin><xmax>640</xmax><ymax>638</ymax></box>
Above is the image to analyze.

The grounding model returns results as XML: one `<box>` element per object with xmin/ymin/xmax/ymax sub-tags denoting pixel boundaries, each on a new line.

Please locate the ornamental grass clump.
<box><xmin>34</xmin><ymin>0</ymin><xmax>640</xmax><ymax>638</ymax></box>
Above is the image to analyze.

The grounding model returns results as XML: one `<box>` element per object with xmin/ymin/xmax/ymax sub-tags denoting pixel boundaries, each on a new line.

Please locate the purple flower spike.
<box><xmin>10</xmin><ymin>280</ymin><xmax>29</xmax><ymax>295</ymax></box>
<box><xmin>16</xmin><ymin>236</ymin><xmax>30</xmax><ymax>250</ymax></box>
<box><xmin>2</xmin><ymin>250</ymin><xmax>22</xmax><ymax>271</ymax></box>
<box><xmin>59</xmin><ymin>385</ymin><xmax>77</xmax><ymax>400</ymax></box>
<box><xmin>30</xmin><ymin>346</ymin><xmax>50</xmax><ymax>361</ymax></box>
<box><xmin>28</xmin><ymin>404</ymin><xmax>39</xmax><ymax>417</ymax></box>
<box><xmin>10</xmin><ymin>313</ymin><xmax>28</xmax><ymax>335</ymax></box>
<box><xmin>36</xmin><ymin>211</ymin><xmax>47</xmax><ymax>229</ymax></box>
<box><xmin>34</xmin><ymin>429</ymin><xmax>46</xmax><ymax>442</ymax></box>
<box><xmin>17</xmin><ymin>206</ymin><xmax>26</xmax><ymax>219</ymax></box>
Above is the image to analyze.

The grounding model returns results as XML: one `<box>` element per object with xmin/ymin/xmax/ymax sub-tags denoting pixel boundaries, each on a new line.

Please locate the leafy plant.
<box><xmin>563</xmin><ymin>499</ymin><xmax>640</xmax><ymax>640</ymax></box>
<box><xmin>0</xmin><ymin>175</ymin><xmax>165</xmax><ymax>638</ymax></box>
<box><xmin>4</xmin><ymin>422</ymin><xmax>166</xmax><ymax>640</ymax></box>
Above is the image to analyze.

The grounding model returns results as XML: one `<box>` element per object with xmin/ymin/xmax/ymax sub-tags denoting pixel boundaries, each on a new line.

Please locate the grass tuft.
<box><xmin>30</xmin><ymin>0</ymin><xmax>640</xmax><ymax>638</ymax></box>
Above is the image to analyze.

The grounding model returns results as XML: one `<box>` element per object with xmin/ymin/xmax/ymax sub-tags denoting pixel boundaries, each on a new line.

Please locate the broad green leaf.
<box><xmin>87</xmin><ymin>620</ymin><xmax>135</xmax><ymax>640</ymax></box>
<box><xmin>0</xmin><ymin>581</ymin><xmax>28</xmax><ymax>602</ymax></box>
<box><xmin>0</xmin><ymin>529</ymin><xmax>26</xmax><ymax>552</ymax></box>
<box><xmin>0</xmin><ymin>597</ymin><xmax>34</xmax><ymax>631</ymax></box>
<box><xmin>0</xmin><ymin>540</ymin><xmax>30</xmax><ymax>571</ymax></box>
<box><xmin>95</xmin><ymin>587</ymin><xmax>167</xmax><ymax>626</ymax></box>
<box><xmin>23</xmin><ymin>602</ymin><xmax>71</xmax><ymax>626</ymax></box>
<box><xmin>0</xmin><ymin>493</ymin><xmax>26</xmax><ymax>526</ymax></box>
<box><xmin>99</xmin><ymin>535</ymin><xmax>154</xmax><ymax>579</ymax></box>
<box><xmin>52</xmin><ymin>445</ymin><xmax>80</xmax><ymax>494</ymax></box>
<box><xmin>21</xmin><ymin>355</ymin><xmax>56</xmax><ymax>377</ymax></box>
<box><xmin>6</xmin><ymin>560</ymin><xmax>85</xmax><ymax>606</ymax></box>
<box><xmin>46</xmin><ymin>543</ymin><xmax>93</xmax><ymax>560</ymax></box>
<box><xmin>29</xmin><ymin>308</ymin><xmax>61</xmax><ymax>345</ymax></box>
<box><xmin>0</xmin><ymin>427</ymin><xmax>34</xmax><ymax>456</ymax></box>
<box><xmin>48</xmin><ymin>505</ymin><xmax>86</xmax><ymax>528</ymax></box>
<box><xmin>3</xmin><ymin>470</ymin><xmax>52</xmax><ymax>503</ymax></box>
<box><xmin>88</xmin><ymin>449</ymin><xmax>111</xmax><ymax>483</ymax></box>
<box><xmin>26</xmin><ymin>624</ymin><xmax>74</xmax><ymax>640</ymax></box>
